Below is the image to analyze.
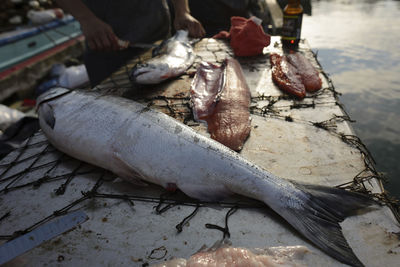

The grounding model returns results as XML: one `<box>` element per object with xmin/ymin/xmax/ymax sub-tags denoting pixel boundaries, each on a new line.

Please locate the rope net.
<box><xmin>1</xmin><ymin>38</ymin><xmax>398</xmax><ymax>246</ymax></box>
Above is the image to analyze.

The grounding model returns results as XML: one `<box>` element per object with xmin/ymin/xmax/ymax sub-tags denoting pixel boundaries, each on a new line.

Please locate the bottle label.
<box><xmin>281</xmin><ymin>14</ymin><xmax>303</xmax><ymax>41</ymax></box>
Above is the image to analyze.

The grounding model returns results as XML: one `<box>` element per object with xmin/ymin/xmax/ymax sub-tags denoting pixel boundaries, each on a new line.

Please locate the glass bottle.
<box><xmin>281</xmin><ymin>0</ymin><xmax>303</xmax><ymax>48</ymax></box>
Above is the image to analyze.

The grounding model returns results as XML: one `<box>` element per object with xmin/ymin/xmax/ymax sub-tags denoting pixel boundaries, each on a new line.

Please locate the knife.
<box><xmin>0</xmin><ymin>210</ymin><xmax>88</xmax><ymax>265</ymax></box>
<box><xmin>117</xmin><ymin>39</ymin><xmax>158</xmax><ymax>49</ymax></box>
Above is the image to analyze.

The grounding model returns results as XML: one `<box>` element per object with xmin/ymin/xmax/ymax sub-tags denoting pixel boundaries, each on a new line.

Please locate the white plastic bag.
<box><xmin>49</xmin><ymin>63</ymin><xmax>66</xmax><ymax>78</ymax></box>
<box><xmin>58</xmin><ymin>65</ymin><xmax>89</xmax><ymax>89</ymax></box>
<box><xmin>27</xmin><ymin>9</ymin><xmax>64</xmax><ymax>24</ymax></box>
<box><xmin>0</xmin><ymin>105</ymin><xmax>25</xmax><ymax>132</ymax></box>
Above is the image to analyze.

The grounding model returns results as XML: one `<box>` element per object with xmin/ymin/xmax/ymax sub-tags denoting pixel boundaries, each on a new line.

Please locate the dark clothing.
<box><xmin>83</xmin><ymin>46</ymin><xmax>145</xmax><ymax>88</ymax></box>
<box><xmin>188</xmin><ymin>0</ymin><xmax>271</xmax><ymax>37</ymax></box>
<box><xmin>83</xmin><ymin>0</ymin><xmax>171</xmax><ymax>44</ymax></box>
<box><xmin>189</xmin><ymin>0</ymin><xmax>250</xmax><ymax>37</ymax></box>
<box><xmin>82</xmin><ymin>0</ymin><xmax>171</xmax><ymax>87</ymax></box>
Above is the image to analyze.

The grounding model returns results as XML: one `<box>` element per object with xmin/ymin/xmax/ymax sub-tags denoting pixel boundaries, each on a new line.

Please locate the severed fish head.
<box><xmin>130</xmin><ymin>62</ymin><xmax>171</xmax><ymax>84</ymax></box>
<box><xmin>129</xmin><ymin>30</ymin><xmax>194</xmax><ymax>85</ymax></box>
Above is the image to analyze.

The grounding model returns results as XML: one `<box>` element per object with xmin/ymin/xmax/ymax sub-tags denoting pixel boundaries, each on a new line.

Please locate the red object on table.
<box><xmin>213</xmin><ymin>16</ymin><xmax>270</xmax><ymax>57</ymax></box>
<box><xmin>23</xmin><ymin>99</ymin><xmax>37</xmax><ymax>107</ymax></box>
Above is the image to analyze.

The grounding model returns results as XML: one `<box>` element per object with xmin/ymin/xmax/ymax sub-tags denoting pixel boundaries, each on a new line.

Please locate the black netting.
<box><xmin>1</xmin><ymin>39</ymin><xmax>398</xmax><ymax>244</ymax></box>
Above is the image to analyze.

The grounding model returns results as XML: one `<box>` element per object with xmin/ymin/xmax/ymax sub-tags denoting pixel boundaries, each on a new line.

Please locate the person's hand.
<box><xmin>174</xmin><ymin>13</ymin><xmax>206</xmax><ymax>38</ymax></box>
<box><xmin>80</xmin><ymin>17</ymin><xmax>119</xmax><ymax>51</ymax></box>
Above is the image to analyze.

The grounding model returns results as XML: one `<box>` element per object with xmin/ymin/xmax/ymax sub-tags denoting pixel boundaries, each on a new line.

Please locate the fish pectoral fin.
<box><xmin>112</xmin><ymin>152</ymin><xmax>148</xmax><ymax>186</ymax></box>
<box><xmin>40</xmin><ymin>102</ymin><xmax>56</xmax><ymax>129</ymax></box>
<box><xmin>178</xmin><ymin>183</ymin><xmax>232</xmax><ymax>202</ymax></box>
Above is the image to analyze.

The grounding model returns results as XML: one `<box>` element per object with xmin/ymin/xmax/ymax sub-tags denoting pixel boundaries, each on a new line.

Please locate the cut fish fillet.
<box><xmin>151</xmin><ymin>245</ymin><xmax>310</xmax><ymax>267</ymax></box>
<box><xmin>190</xmin><ymin>62</ymin><xmax>225</xmax><ymax>121</ymax></box>
<box><xmin>191</xmin><ymin>58</ymin><xmax>251</xmax><ymax>151</ymax></box>
<box><xmin>270</xmin><ymin>53</ymin><xmax>306</xmax><ymax>99</ymax></box>
<box><xmin>286</xmin><ymin>53</ymin><xmax>322</xmax><ymax>92</ymax></box>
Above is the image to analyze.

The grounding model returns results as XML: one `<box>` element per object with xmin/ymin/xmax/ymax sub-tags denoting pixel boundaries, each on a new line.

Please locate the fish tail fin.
<box><xmin>277</xmin><ymin>182</ymin><xmax>375</xmax><ymax>267</ymax></box>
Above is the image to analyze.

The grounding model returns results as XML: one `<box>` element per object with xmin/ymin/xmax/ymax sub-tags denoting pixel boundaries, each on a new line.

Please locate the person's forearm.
<box><xmin>171</xmin><ymin>0</ymin><xmax>205</xmax><ymax>37</ymax></box>
<box><xmin>55</xmin><ymin>0</ymin><xmax>97</xmax><ymax>23</ymax></box>
<box><xmin>171</xmin><ymin>0</ymin><xmax>191</xmax><ymax>17</ymax></box>
<box><xmin>55</xmin><ymin>0</ymin><xmax>118</xmax><ymax>51</ymax></box>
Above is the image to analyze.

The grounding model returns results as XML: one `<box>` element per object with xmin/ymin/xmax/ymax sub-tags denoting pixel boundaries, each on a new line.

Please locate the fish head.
<box><xmin>173</xmin><ymin>30</ymin><xmax>189</xmax><ymax>42</ymax></box>
<box><xmin>151</xmin><ymin>30</ymin><xmax>189</xmax><ymax>57</ymax></box>
<box><xmin>36</xmin><ymin>87</ymin><xmax>72</xmax><ymax>131</ymax></box>
<box><xmin>36</xmin><ymin>87</ymin><xmax>71</xmax><ymax>109</ymax></box>
<box><xmin>152</xmin><ymin>39</ymin><xmax>170</xmax><ymax>57</ymax></box>
<box><xmin>129</xmin><ymin>62</ymin><xmax>171</xmax><ymax>84</ymax></box>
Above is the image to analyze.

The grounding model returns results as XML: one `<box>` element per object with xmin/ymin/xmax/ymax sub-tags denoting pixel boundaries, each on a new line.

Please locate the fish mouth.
<box><xmin>129</xmin><ymin>64</ymin><xmax>151</xmax><ymax>83</ymax></box>
<box><xmin>130</xmin><ymin>72</ymin><xmax>149</xmax><ymax>83</ymax></box>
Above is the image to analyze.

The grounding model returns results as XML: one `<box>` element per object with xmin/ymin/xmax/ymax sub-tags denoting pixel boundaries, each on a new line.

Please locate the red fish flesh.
<box><xmin>186</xmin><ymin>247</ymin><xmax>305</xmax><ymax>267</ymax></box>
<box><xmin>205</xmin><ymin>58</ymin><xmax>251</xmax><ymax>151</ymax></box>
<box><xmin>151</xmin><ymin>246</ymin><xmax>310</xmax><ymax>267</ymax></box>
<box><xmin>286</xmin><ymin>53</ymin><xmax>322</xmax><ymax>92</ymax></box>
<box><xmin>270</xmin><ymin>53</ymin><xmax>306</xmax><ymax>99</ymax></box>
<box><xmin>190</xmin><ymin>58</ymin><xmax>251</xmax><ymax>151</ymax></box>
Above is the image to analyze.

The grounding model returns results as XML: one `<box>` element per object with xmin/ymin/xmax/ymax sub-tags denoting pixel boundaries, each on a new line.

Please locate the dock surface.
<box><xmin>0</xmin><ymin>37</ymin><xmax>399</xmax><ymax>266</ymax></box>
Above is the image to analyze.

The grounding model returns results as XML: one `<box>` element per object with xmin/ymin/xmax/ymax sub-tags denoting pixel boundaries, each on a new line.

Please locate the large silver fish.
<box><xmin>37</xmin><ymin>88</ymin><xmax>374</xmax><ymax>267</ymax></box>
<box><xmin>129</xmin><ymin>30</ymin><xmax>195</xmax><ymax>84</ymax></box>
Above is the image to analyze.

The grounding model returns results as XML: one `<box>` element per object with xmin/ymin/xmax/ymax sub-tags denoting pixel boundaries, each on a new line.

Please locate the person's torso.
<box><xmin>83</xmin><ymin>0</ymin><xmax>171</xmax><ymax>43</ymax></box>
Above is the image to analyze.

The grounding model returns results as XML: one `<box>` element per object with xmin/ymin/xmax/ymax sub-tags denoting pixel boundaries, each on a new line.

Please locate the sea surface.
<box><xmin>301</xmin><ymin>0</ymin><xmax>400</xmax><ymax>199</ymax></box>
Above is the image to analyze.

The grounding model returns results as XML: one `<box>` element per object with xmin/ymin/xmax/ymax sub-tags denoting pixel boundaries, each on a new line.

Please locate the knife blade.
<box><xmin>0</xmin><ymin>210</ymin><xmax>88</xmax><ymax>265</ymax></box>
<box><xmin>117</xmin><ymin>39</ymin><xmax>158</xmax><ymax>49</ymax></box>
<box><xmin>129</xmin><ymin>42</ymin><xmax>159</xmax><ymax>49</ymax></box>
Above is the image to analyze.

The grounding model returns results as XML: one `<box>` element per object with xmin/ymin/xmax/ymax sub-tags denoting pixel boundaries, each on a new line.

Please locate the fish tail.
<box><xmin>277</xmin><ymin>182</ymin><xmax>375</xmax><ymax>267</ymax></box>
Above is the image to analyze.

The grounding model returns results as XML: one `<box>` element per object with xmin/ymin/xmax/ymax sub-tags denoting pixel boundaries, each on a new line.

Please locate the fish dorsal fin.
<box><xmin>178</xmin><ymin>183</ymin><xmax>232</xmax><ymax>202</ymax></box>
<box><xmin>112</xmin><ymin>152</ymin><xmax>148</xmax><ymax>186</ymax></box>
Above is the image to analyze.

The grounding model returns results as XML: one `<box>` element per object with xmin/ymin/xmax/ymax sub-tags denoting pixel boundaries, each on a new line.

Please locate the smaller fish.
<box><xmin>130</xmin><ymin>30</ymin><xmax>195</xmax><ymax>84</ymax></box>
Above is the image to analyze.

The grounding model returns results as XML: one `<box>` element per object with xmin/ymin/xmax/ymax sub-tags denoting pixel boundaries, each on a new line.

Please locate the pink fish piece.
<box><xmin>190</xmin><ymin>62</ymin><xmax>225</xmax><ymax>121</ymax></box>
<box><xmin>286</xmin><ymin>52</ymin><xmax>322</xmax><ymax>92</ymax></box>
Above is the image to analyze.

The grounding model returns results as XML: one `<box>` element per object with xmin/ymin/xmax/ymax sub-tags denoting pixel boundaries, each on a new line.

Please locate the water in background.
<box><xmin>301</xmin><ymin>0</ymin><xmax>400</xmax><ymax>199</ymax></box>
